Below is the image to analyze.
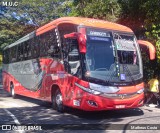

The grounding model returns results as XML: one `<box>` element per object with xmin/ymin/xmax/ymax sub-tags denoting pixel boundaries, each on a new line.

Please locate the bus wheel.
<box><xmin>10</xmin><ymin>83</ymin><xmax>16</xmax><ymax>98</ymax></box>
<box><xmin>54</xmin><ymin>89</ymin><xmax>64</xmax><ymax>113</ymax></box>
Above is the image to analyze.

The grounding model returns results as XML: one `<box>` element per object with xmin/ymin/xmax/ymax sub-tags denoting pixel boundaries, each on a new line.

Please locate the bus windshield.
<box><xmin>84</xmin><ymin>28</ymin><xmax>143</xmax><ymax>84</ymax></box>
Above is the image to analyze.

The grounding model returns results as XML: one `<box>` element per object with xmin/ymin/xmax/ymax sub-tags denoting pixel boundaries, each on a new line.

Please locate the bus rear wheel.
<box><xmin>10</xmin><ymin>83</ymin><xmax>16</xmax><ymax>98</ymax></box>
<box><xmin>52</xmin><ymin>89</ymin><xmax>65</xmax><ymax>113</ymax></box>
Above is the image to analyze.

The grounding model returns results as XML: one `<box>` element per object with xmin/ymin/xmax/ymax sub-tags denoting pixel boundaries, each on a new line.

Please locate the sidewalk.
<box><xmin>142</xmin><ymin>104</ymin><xmax>160</xmax><ymax>113</ymax></box>
<box><xmin>146</xmin><ymin>104</ymin><xmax>159</xmax><ymax>108</ymax></box>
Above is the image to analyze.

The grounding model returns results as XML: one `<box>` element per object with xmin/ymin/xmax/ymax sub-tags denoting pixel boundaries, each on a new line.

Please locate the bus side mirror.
<box><xmin>137</xmin><ymin>40</ymin><xmax>156</xmax><ymax>60</ymax></box>
<box><xmin>64</xmin><ymin>32</ymin><xmax>86</xmax><ymax>53</ymax></box>
<box><xmin>64</xmin><ymin>32</ymin><xmax>77</xmax><ymax>38</ymax></box>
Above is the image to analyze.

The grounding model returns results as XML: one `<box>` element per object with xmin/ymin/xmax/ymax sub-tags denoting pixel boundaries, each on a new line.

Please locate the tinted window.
<box><xmin>45</xmin><ymin>32</ymin><xmax>51</xmax><ymax>53</ymax></box>
<box><xmin>40</xmin><ymin>29</ymin><xmax>61</xmax><ymax>58</ymax></box>
<box><xmin>40</xmin><ymin>34</ymin><xmax>47</xmax><ymax>57</ymax></box>
<box><xmin>24</xmin><ymin>41</ymin><xmax>28</xmax><ymax>60</ymax></box>
<box><xmin>27</xmin><ymin>40</ymin><xmax>32</xmax><ymax>59</ymax></box>
<box><xmin>3</xmin><ymin>49</ymin><xmax>9</xmax><ymax>64</ymax></box>
<box><xmin>58</xmin><ymin>23</ymin><xmax>77</xmax><ymax>63</ymax></box>
<box><xmin>9</xmin><ymin>46</ymin><xmax>17</xmax><ymax>63</ymax></box>
<box><xmin>30</xmin><ymin>37</ymin><xmax>39</xmax><ymax>58</ymax></box>
<box><xmin>17</xmin><ymin>44</ymin><xmax>23</xmax><ymax>61</ymax></box>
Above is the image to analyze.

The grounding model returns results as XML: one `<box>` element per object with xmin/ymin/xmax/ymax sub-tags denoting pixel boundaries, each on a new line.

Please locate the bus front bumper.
<box><xmin>69</xmin><ymin>89</ymin><xmax>144</xmax><ymax>111</ymax></box>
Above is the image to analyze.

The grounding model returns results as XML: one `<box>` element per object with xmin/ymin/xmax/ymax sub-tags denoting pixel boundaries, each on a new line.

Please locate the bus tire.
<box><xmin>53</xmin><ymin>89</ymin><xmax>65</xmax><ymax>113</ymax></box>
<box><xmin>51</xmin><ymin>92</ymin><xmax>56</xmax><ymax>110</ymax></box>
<box><xmin>10</xmin><ymin>83</ymin><xmax>16</xmax><ymax>99</ymax></box>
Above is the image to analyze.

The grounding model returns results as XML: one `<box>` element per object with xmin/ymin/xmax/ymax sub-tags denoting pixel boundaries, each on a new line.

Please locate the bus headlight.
<box><xmin>75</xmin><ymin>83</ymin><xmax>101</xmax><ymax>95</ymax></box>
<box><xmin>89</xmin><ymin>83</ymin><xmax>120</xmax><ymax>93</ymax></box>
<box><xmin>137</xmin><ymin>88</ymin><xmax>144</xmax><ymax>94</ymax></box>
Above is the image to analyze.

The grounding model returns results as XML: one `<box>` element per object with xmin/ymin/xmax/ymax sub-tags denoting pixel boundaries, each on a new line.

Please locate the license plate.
<box><xmin>115</xmin><ymin>105</ymin><xmax>125</xmax><ymax>109</ymax></box>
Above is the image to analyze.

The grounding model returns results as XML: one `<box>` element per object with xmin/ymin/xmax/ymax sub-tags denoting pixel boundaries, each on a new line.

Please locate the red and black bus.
<box><xmin>2</xmin><ymin>17</ymin><xmax>155</xmax><ymax>112</ymax></box>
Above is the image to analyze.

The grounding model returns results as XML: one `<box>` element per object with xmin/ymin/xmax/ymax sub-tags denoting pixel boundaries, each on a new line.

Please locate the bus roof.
<box><xmin>36</xmin><ymin>17</ymin><xmax>133</xmax><ymax>34</ymax></box>
<box><xmin>4</xmin><ymin>17</ymin><xmax>133</xmax><ymax>50</ymax></box>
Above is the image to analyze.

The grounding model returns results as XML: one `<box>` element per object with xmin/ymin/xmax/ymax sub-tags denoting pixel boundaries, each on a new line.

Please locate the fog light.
<box><xmin>87</xmin><ymin>100</ymin><xmax>98</xmax><ymax>107</ymax></box>
<box><xmin>138</xmin><ymin>99</ymin><xmax>144</xmax><ymax>105</ymax></box>
<box><xmin>137</xmin><ymin>88</ymin><xmax>144</xmax><ymax>94</ymax></box>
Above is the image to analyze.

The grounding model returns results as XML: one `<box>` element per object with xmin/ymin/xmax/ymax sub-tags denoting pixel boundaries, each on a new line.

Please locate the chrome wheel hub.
<box><xmin>56</xmin><ymin>93</ymin><xmax>62</xmax><ymax>105</ymax></box>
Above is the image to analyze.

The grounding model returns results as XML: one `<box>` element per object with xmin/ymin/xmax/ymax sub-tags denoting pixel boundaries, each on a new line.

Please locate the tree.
<box><xmin>0</xmin><ymin>0</ymin><xmax>67</xmax><ymax>51</ymax></box>
<box><xmin>0</xmin><ymin>18</ymin><xmax>36</xmax><ymax>50</ymax></box>
<box><xmin>118</xmin><ymin>0</ymin><xmax>148</xmax><ymax>37</ymax></box>
<box><xmin>68</xmin><ymin>0</ymin><xmax>121</xmax><ymax>22</ymax></box>
<box><xmin>1</xmin><ymin>0</ymin><xmax>66</xmax><ymax>26</ymax></box>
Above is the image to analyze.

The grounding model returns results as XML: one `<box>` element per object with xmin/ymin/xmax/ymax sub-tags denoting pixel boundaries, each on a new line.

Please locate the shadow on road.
<box><xmin>7</xmin><ymin>94</ymin><xmax>144</xmax><ymax>119</ymax></box>
<box><xmin>3</xmin><ymin>95</ymin><xmax>144</xmax><ymax>120</ymax></box>
<box><xmin>67</xmin><ymin>106</ymin><xmax>143</xmax><ymax>118</ymax></box>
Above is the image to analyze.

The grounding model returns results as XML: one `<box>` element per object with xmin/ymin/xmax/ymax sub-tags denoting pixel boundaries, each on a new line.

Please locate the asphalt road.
<box><xmin>0</xmin><ymin>85</ymin><xmax>160</xmax><ymax>133</ymax></box>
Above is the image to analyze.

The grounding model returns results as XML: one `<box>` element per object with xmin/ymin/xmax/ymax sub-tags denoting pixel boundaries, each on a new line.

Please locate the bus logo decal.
<box><xmin>120</xmin><ymin>94</ymin><xmax>124</xmax><ymax>99</ymax></box>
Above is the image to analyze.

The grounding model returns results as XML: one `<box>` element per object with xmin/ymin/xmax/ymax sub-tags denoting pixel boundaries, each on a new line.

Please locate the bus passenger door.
<box><xmin>62</xmin><ymin>38</ymin><xmax>82</xmax><ymax>102</ymax></box>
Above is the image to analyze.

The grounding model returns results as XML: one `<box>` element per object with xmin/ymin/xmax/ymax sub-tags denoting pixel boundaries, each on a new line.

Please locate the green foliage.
<box><xmin>0</xmin><ymin>0</ymin><xmax>67</xmax><ymax>51</ymax></box>
<box><xmin>118</xmin><ymin>0</ymin><xmax>147</xmax><ymax>30</ymax></box>
<box><xmin>141</xmin><ymin>52</ymin><xmax>154</xmax><ymax>82</ymax></box>
<box><xmin>57</xmin><ymin>0</ymin><xmax>73</xmax><ymax>17</ymax></box>
<box><xmin>0</xmin><ymin>0</ymin><xmax>121</xmax><ymax>51</ymax></box>
<box><xmin>142</xmin><ymin>0</ymin><xmax>160</xmax><ymax>25</ymax></box>
<box><xmin>69</xmin><ymin>0</ymin><xmax>121</xmax><ymax>22</ymax></box>
<box><xmin>3</xmin><ymin>0</ymin><xmax>66</xmax><ymax>26</ymax></box>
<box><xmin>0</xmin><ymin>18</ymin><xmax>36</xmax><ymax>50</ymax></box>
<box><xmin>142</xmin><ymin>0</ymin><xmax>160</xmax><ymax>76</ymax></box>
<box><xmin>119</xmin><ymin>0</ymin><xmax>160</xmax><ymax>40</ymax></box>
<box><xmin>156</xmin><ymin>40</ymin><xmax>160</xmax><ymax>63</ymax></box>
<box><xmin>118</xmin><ymin>0</ymin><xmax>160</xmax><ymax>81</ymax></box>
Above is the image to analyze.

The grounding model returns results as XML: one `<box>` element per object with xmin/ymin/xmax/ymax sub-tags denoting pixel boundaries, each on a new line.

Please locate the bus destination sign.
<box><xmin>87</xmin><ymin>29</ymin><xmax>110</xmax><ymax>37</ymax></box>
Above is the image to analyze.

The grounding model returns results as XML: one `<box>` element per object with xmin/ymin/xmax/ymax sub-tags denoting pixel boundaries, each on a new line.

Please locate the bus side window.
<box><xmin>35</xmin><ymin>37</ymin><xmax>40</xmax><ymax>58</ymax></box>
<box><xmin>27</xmin><ymin>40</ymin><xmax>32</xmax><ymax>59</ymax></box>
<box><xmin>9</xmin><ymin>46</ymin><xmax>17</xmax><ymax>63</ymax></box>
<box><xmin>24</xmin><ymin>41</ymin><xmax>28</xmax><ymax>60</ymax></box>
<box><xmin>13</xmin><ymin>46</ymin><xmax>17</xmax><ymax>62</ymax></box>
<box><xmin>2</xmin><ymin>51</ymin><xmax>5</xmax><ymax>64</ymax></box>
<box><xmin>9</xmin><ymin>48</ymin><xmax>11</xmax><ymax>63</ymax></box>
<box><xmin>4</xmin><ymin>49</ymin><xmax>9</xmax><ymax>64</ymax></box>
<box><xmin>45</xmin><ymin>31</ymin><xmax>51</xmax><ymax>54</ymax></box>
<box><xmin>47</xmin><ymin>29</ymin><xmax>61</xmax><ymax>59</ymax></box>
<box><xmin>23</xmin><ymin>40</ymin><xmax>32</xmax><ymax>60</ymax></box>
<box><xmin>40</xmin><ymin>34</ymin><xmax>46</xmax><ymax>57</ymax></box>
<box><xmin>17</xmin><ymin>45</ymin><xmax>20</xmax><ymax>61</ymax></box>
<box><xmin>20</xmin><ymin>44</ymin><xmax>24</xmax><ymax>61</ymax></box>
<box><xmin>17</xmin><ymin>44</ymin><xmax>23</xmax><ymax>61</ymax></box>
<box><xmin>31</xmin><ymin>37</ymin><xmax>40</xmax><ymax>58</ymax></box>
